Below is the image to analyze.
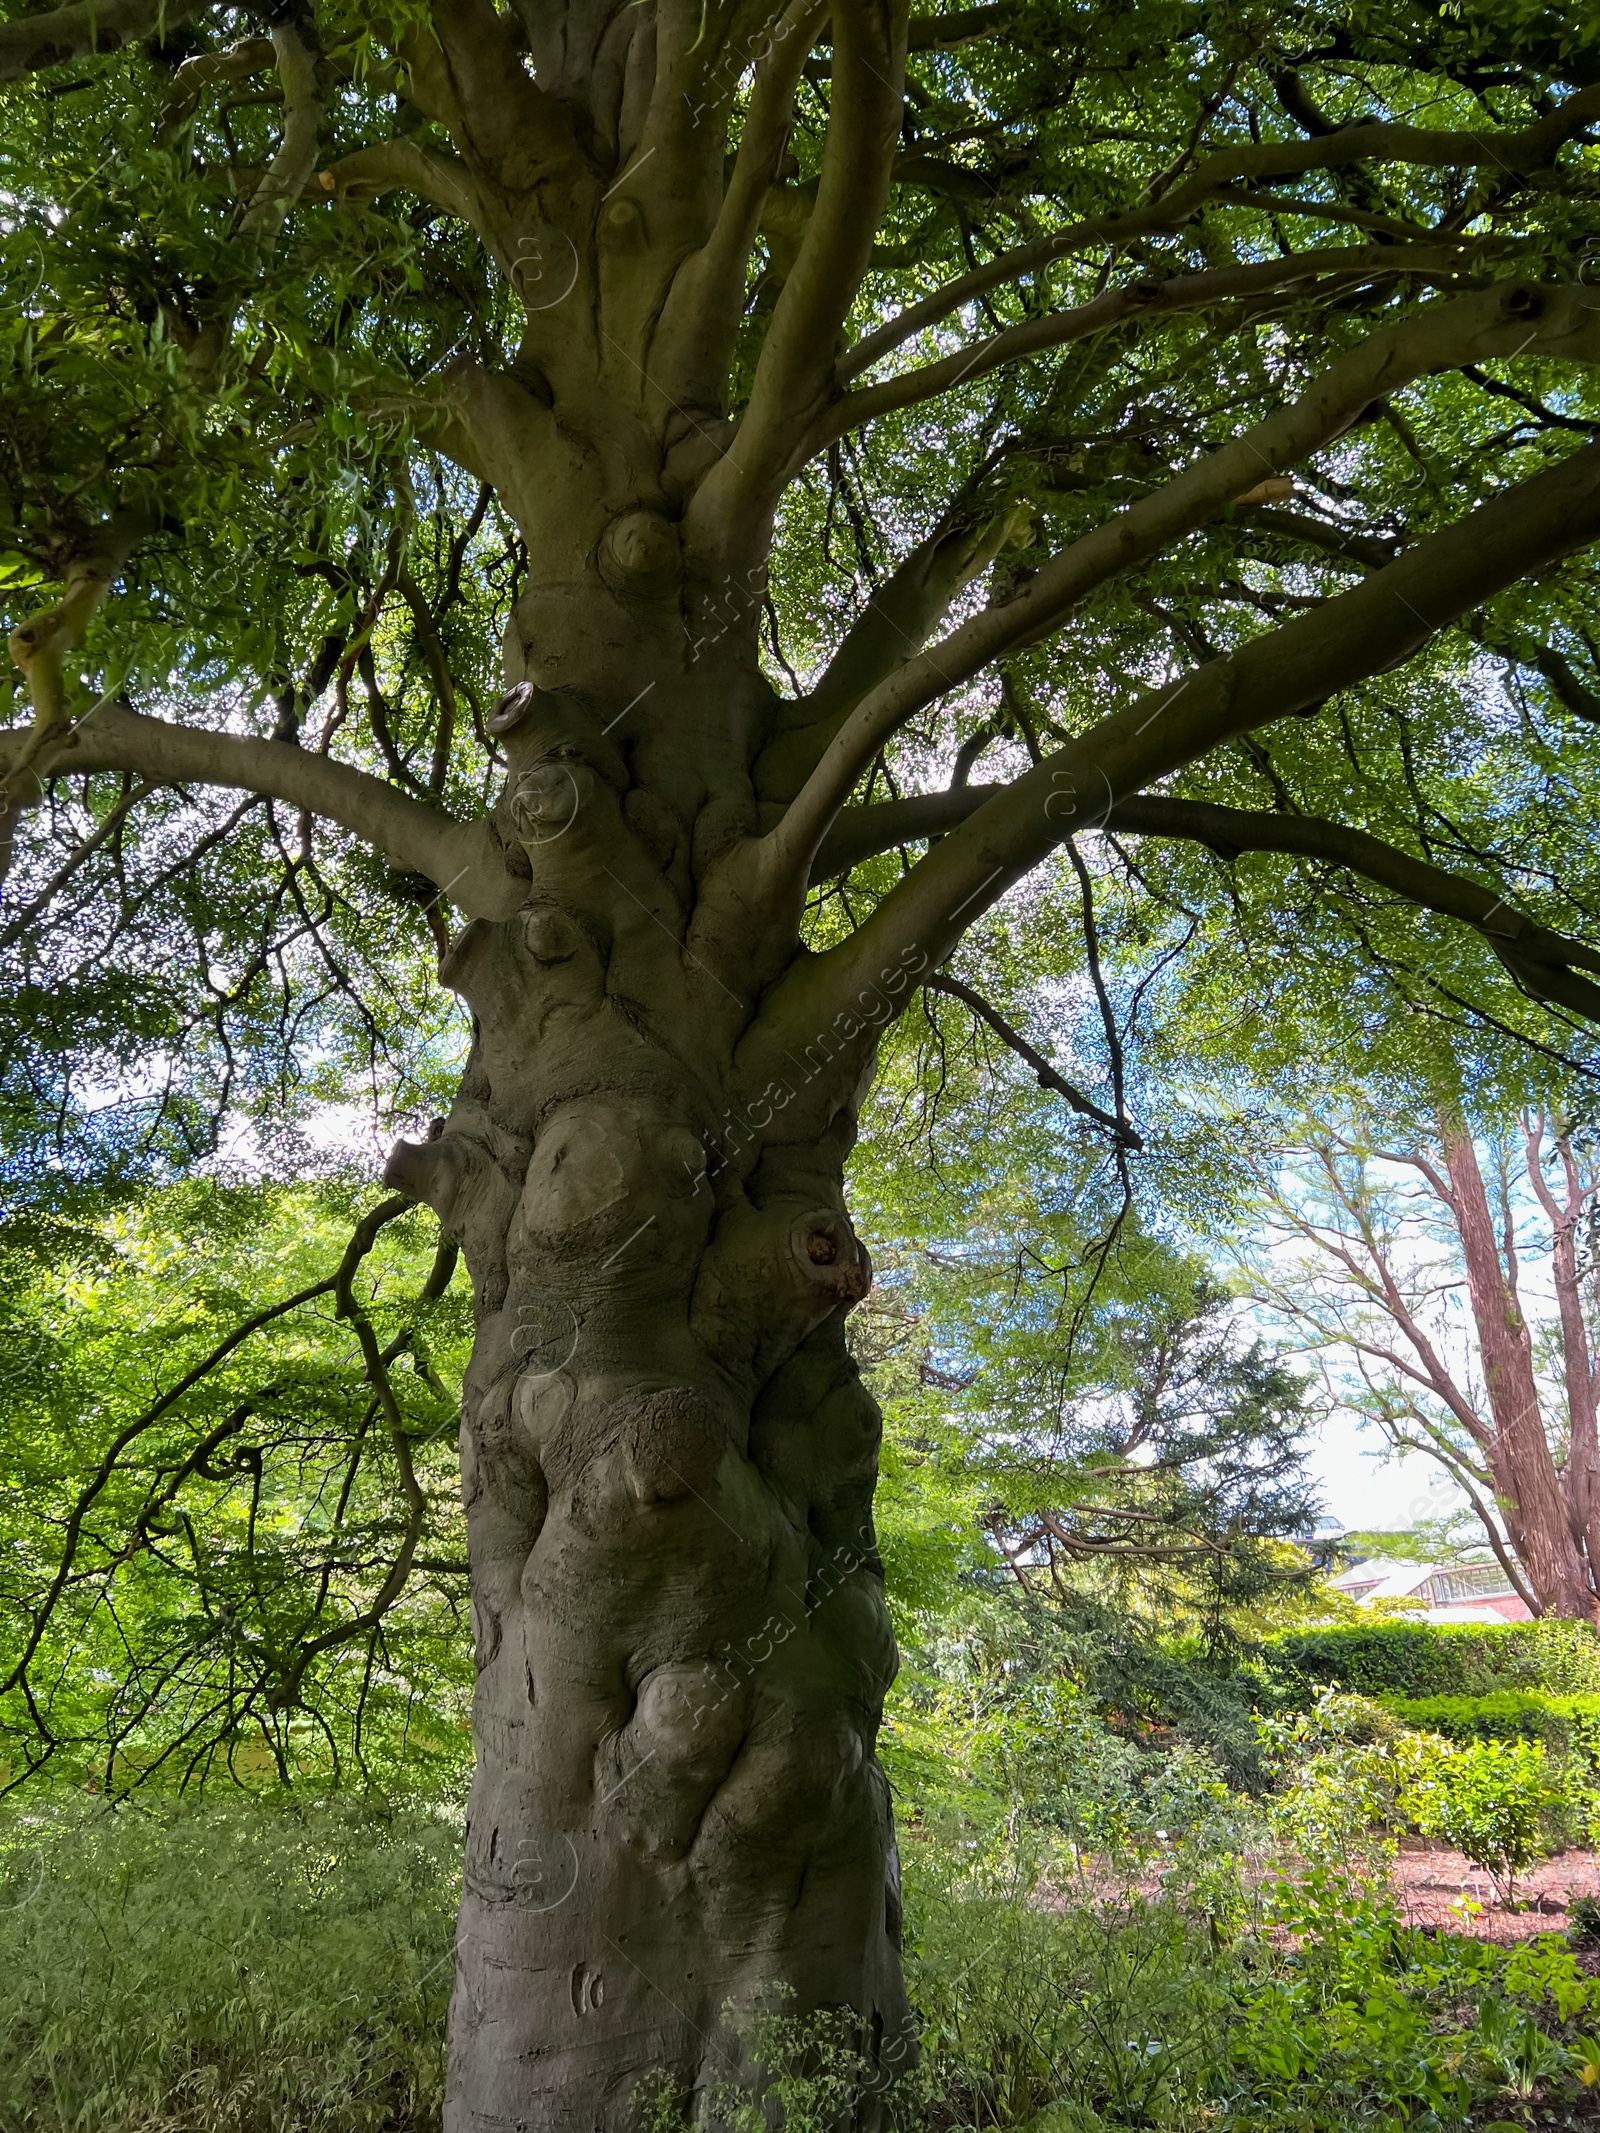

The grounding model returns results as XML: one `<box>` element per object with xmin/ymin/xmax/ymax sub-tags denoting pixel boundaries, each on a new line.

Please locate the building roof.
<box><xmin>1327</xmin><ymin>1555</ymin><xmax>1525</xmax><ymax>1618</ymax></box>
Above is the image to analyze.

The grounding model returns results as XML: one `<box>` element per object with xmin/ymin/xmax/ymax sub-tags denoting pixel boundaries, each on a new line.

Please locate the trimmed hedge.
<box><xmin>1382</xmin><ymin>1689</ymin><xmax>1600</xmax><ymax>1761</ymax></box>
<box><xmin>1270</xmin><ymin>1618</ymin><xmax>1600</xmax><ymax>1698</ymax></box>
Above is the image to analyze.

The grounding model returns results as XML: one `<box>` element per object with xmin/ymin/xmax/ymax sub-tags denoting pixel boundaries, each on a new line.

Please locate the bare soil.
<box><xmin>1390</xmin><ymin>1838</ymin><xmax>1600</xmax><ymax>1943</ymax></box>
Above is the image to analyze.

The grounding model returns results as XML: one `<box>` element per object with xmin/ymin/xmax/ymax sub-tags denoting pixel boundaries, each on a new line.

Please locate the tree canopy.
<box><xmin>1</xmin><ymin>0</ymin><xmax>1599</xmax><ymax>1189</ymax></box>
<box><xmin>6</xmin><ymin>0</ymin><xmax>1600</xmax><ymax>2114</ymax></box>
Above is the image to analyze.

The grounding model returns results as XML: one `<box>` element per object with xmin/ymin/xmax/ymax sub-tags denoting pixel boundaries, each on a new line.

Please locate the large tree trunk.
<box><xmin>1439</xmin><ymin>1117</ymin><xmax>1596</xmax><ymax>1619</ymax></box>
<box><xmin>1526</xmin><ymin>1122</ymin><xmax>1600</xmax><ymax>1592</ymax></box>
<box><xmin>384</xmin><ymin>645</ymin><xmax>911</xmax><ymax>2128</ymax></box>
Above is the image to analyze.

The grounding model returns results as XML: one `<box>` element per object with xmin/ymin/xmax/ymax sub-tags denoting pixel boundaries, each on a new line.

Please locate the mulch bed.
<box><xmin>1390</xmin><ymin>1839</ymin><xmax>1600</xmax><ymax>1944</ymax></box>
<box><xmin>1045</xmin><ymin>1844</ymin><xmax>1600</xmax><ymax>1947</ymax></box>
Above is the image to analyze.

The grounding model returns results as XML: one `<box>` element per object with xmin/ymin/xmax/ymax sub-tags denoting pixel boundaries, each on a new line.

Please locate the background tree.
<box><xmin>1243</xmin><ymin>1115</ymin><xmax>1600</xmax><ymax>1619</ymax></box>
<box><xmin>855</xmin><ymin>1171</ymin><xmax>1321</xmax><ymax>1627</ymax></box>
<box><xmin>5</xmin><ymin>0</ymin><xmax>1600</xmax><ymax>2123</ymax></box>
<box><xmin>0</xmin><ymin>1180</ymin><xmax>476</xmax><ymax>1793</ymax></box>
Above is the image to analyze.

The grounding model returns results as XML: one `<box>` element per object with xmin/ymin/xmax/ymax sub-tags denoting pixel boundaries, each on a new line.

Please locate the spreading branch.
<box><xmin>924</xmin><ymin>970</ymin><xmax>1139</xmax><ymax>1143</ymax></box>
<box><xmin>689</xmin><ymin>0</ymin><xmax>909</xmax><ymax>555</ymax></box>
<box><xmin>746</xmin><ymin>432</ymin><xmax>1600</xmax><ymax>1094</ymax></box>
<box><xmin>654</xmin><ymin>0</ymin><xmax>829</xmax><ymax>414</ymax></box>
<box><xmin>840</xmin><ymin>83</ymin><xmax>1600</xmax><ymax>380</ymax></box>
<box><xmin>818</xmin><ymin>244</ymin><xmax>1470</xmax><ymax>451</ymax></box>
<box><xmin>2</xmin><ymin>702</ymin><xmax>524</xmax><ymax>919</ymax></box>
<box><xmin>762</xmin><ymin>280</ymin><xmax>1600</xmax><ymax>876</ymax></box>
<box><xmin>0</xmin><ymin>0</ymin><xmax>205</xmax><ymax>78</ymax></box>
<box><xmin>1106</xmin><ymin>797</ymin><xmax>1600</xmax><ymax>1022</ymax></box>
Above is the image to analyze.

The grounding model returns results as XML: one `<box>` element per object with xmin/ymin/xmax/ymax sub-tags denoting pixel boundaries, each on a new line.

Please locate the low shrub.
<box><xmin>1262</xmin><ymin>1692</ymin><xmax>1572</xmax><ymax>1897</ymax></box>
<box><xmin>1271</xmin><ymin>1618</ymin><xmax>1600</xmax><ymax>1699</ymax></box>
<box><xmin>645</xmin><ymin>1851</ymin><xmax>1600</xmax><ymax>2131</ymax></box>
<box><xmin>1401</xmin><ymin>1736</ymin><xmax>1561</xmax><ymax>1905</ymax></box>
<box><xmin>1384</xmin><ymin>1688</ymin><xmax>1600</xmax><ymax>1758</ymax></box>
<box><xmin>1384</xmin><ymin>1687</ymin><xmax>1600</xmax><ymax>1738</ymax></box>
<box><xmin>1380</xmin><ymin>1693</ymin><xmax>1600</xmax><ymax>1849</ymax></box>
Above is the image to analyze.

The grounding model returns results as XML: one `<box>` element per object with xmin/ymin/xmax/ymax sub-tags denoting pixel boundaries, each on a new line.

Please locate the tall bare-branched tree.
<box><xmin>1244</xmin><ymin>1118</ymin><xmax>1600</xmax><ymax>1621</ymax></box>
<box><xmin>7</xmin><ymin>0</ymin><xmax>1600</xmax><ymax>2119</ymax></box>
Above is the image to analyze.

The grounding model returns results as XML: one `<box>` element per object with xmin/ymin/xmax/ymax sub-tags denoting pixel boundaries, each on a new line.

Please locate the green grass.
<box><xmin>0</xmin><ymin>1795</ymin><xmax>457</xmax><ymax>2133</ymax></box>
<box><xmin>7</xmin><ymin>1785</ymin><xmax>1600</xmax><ymax>2131</ymax></box>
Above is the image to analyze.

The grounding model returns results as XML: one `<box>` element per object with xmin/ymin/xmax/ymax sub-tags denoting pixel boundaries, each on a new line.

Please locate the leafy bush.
<box><xmin>0</xmin><ymin>1795</ymin><xmax>457</xmax><ymax>2133</ymax></box>
<box><xmin>642</xmin><ymin>1850</ymin><xmax>1600</xmax><ymax>2132</ymax></box>
<box><xmin>1271</xmin><ymin>1618</ymin><xmax>1600</xmax><ymax>1700</ymax></box>
<box><xmin>1383</xmin><ymin>1688</ymin><xmax>1600</xmax><ymax>1751</ymax></box>
<box><xmin>1261</xmin><ymin>1693</ymin><xmax>1572</xmax><ymax>1899</ymax></box>
<box><xmin>1378</xmin><ymin>1694</ymin><xmax>1600</xmax><ymax>1851</ymax></box>
<box><xmin>1401</xmin><ymin>1737</ymin><xmax>1560</xmax><ymax>1905</ymax></box>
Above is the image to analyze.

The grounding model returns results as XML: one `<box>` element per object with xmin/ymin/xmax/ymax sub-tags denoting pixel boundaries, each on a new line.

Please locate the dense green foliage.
<box><xmin>0</xmin><ymin>1181</ymin><xmax>476</xmax><ymax>1791</ymax></box>
<box><xmin>1272</xmin><ymin>1619</ymin><xmax>1600</xmax><ymax>1700</ymax></box>
<box><xmin>0</xmin><ymin>1799</ymin><xmax>457</xmax><ymax>2132</ymax></box>
<box><xmin>1387</xmin><ymin>1689</ymin><xmax>1600</xmax><ymax>1758</ymax></box>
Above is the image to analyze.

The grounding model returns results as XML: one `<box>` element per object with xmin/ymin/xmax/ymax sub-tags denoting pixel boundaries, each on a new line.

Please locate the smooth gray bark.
<box><xmin>383</xmin><ymin>649</ymin><xmax>909</xmax><ymax>2129</ymax></box>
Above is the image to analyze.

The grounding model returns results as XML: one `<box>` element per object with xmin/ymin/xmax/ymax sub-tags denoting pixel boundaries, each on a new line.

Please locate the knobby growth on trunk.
<box><xmin>5</xmin><ymin>0</ymin><xmax>1600</xmax><ymax>2122</ymax></box>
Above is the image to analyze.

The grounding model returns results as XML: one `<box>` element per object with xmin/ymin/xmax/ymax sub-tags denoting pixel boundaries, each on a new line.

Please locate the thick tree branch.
<box><xmin>240</xmin><ymin>19</ymin><xmax>323</xmax><ymax>247</ymax></box>
<box><xmin>810</xmin><ymin>781</ymin><xmax>999</xmax><ymax>875</ymax></box>
<box><xmin>160</xmin><ymin>36</ymin><xmax>276</xmax><ymax>129</ymax></box>
<box><xmin>1106</xmin><ymin>796</ymin><xmax>1600</xmax><ymax>1020</ymax></box>
<box><xmin>424</xmin><ymin>0</ymin><xmax>573</xmax><ymax>184</ymax></box>
<box><xmin>654</xmin><ymin>0</ymin><xmax>828</xmax><ymax>413</ymax></box>
<box><xmin>0</xmin><ymin>0</ymin><xmax>205</xmax><ymax>78</ymax></box>
<box><xmin>1242</xmin><ymin>506</ymin><xmax>1402</xmax><ymax>572</ymax></box>
<box><xmin>763</xmin><ymin>280</ymin><xmax>1600</xmax><ymax>885</ymax></box>
<box><xmin>184</xmin><ymin>20</ymin><xmax>325</xmax><ymax>386</ymax></box>
<box><xmin>3</xmin><ymin>703</ymin><xmax>524</xmax><ymax>919</ymax></box>
<box><xmin>689</xmin><ymin>0</ymin><xmax>909</xmax><ymax>556</ymax></box>
<box><xmin>818</xmin><ymin>245</ymin><xmax>1468</xmax><ymax>450</ymax></box>
<box><xmin>760</xmin><ymin>501</ymin><xmax>1027</xmax><ymax>804</ymax></box>
<box><xmin>743</xmin><ymin>435</ymin><xmax>1600</xmax><ymax>1103</ymax></box>
<box><xmin>840</xmin><ymin>84</ymin><xmax>1600</xmax><ymax>380</ymax></box>
<box><xmin>1</xmin><ymin>509</ymin><xmax>153</xmax><ymax>878</ymax></box>
<box><xmin>319</xmin><ymin>137</ymin><xmax>497</xmax><ymax>241</ymax></box>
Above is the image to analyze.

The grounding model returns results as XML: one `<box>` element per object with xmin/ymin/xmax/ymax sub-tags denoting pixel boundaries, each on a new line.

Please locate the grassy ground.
<box><xmin>0</xmin><ymin>1797</ymin><xmax>457</xmax><ymax>2133</ymax></box>
<box><xmin>6</xmin><ymin>1793</ymin><xmax>1600</xmax><ymax>2130</ymax></box>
